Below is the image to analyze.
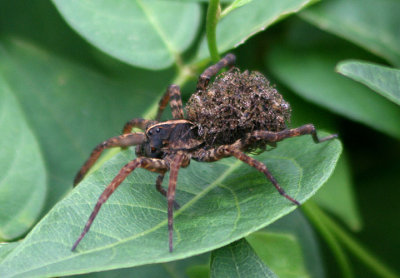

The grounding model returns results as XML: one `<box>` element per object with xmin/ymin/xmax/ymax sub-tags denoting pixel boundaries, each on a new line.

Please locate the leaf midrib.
<box><xmin>136</xmin><ymin>0</ymin><xmax>177</xmax><ymax>57</ymax></box>
<box><xmin>1</xmin><ymin>160</ymin><xmax>244</xmax><ymax>277</ymax></box>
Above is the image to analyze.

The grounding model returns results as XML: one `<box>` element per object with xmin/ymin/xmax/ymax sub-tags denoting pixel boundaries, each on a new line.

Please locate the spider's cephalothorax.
<box><xmin>71</xmin><ymin>54</ymin><xmax>337</xmax><ymax>253</ymax></box>
<box><xmin>136</xmin><ymin>120</ymin><xmax>201</xmax><ymax>159</ymax></box>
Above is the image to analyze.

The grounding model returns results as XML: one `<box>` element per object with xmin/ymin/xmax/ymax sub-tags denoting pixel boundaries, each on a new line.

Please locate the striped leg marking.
<box><xmin>250</xmin><ymin>124</ymin><xmax>338</xmax><ymax>144</ymax></box>
<box><xmin>122</xmin><ymin>118</ymin><xmax>156</xmax><ymax>134</ymax></box>
<box><xmin>197</xmin><ymin>53</ymin><xmax>236</xmax><ymax>91</ymax></box>
<box><xmin>167</xmin><ymin>153</ymin><xmax>184</xmax><ymax>252</ymax></box>
<box><xmin>156</xmin><ymin>85</ymin><xmax>184</xmax><ymax>121</ymax></box>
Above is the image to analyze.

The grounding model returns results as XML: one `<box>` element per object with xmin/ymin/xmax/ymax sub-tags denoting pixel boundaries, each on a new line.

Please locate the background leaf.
<box><xmin>220</xmin><ymin>0</ymin><xmax>253</xmax><ymax>18</ymax></box>
<box><xmin>313</xmin><ymin>154</ymin><xmax>362</xmax><ymax>231</ymax></box>
<box><xmin>300</xmin><ymin>0</ymin><xmax>400</xmax><ymax>67</ymax></box>
<box><xmin>52</xmin><ymin>0</ymin><xmax>201</xmax><ymax>69</ymax></box>
<box><xmin>210</xmin><ymin>239</ymin><xmax>277</xmax><ymax>278</ymax></box>
<box><xmin>247</xmin><ymin>232</ymin><xmax>307</xmax><ymax>278</ymax></box>
<box><xmin>0</xmin><ymin>76</ymin><xmax>47</xmax><ymax>241</ymax></box>
<box><xmin>195</xmin><ymin>0</ymin><xmax>315</xmax><ymax>61</ymax></box>
<box><xmin>337</xmin><ymin>60</ymin><xmax>400</xmax><ymax>106</ymax></box>
<box><xmin>0</xmin><ymin>38</ymin><xmax>173</xmax><ymax>212</ymax></box>
<box><xmin>252</xmin><ymin>210</ymin><xmax>326</xmax><ymax>278</ymax></box>
<box><xmin>266</xmin><ymin>35</ymin><xmax>400</xmax><ymax>139</ymax></box>
<box><xmin>0</xmin><ymin>133</ymin><xmax>341</xmax><ymax>277</ymax></box>
<box><xmin>76</xmin><ymin>253</ymin><xmax>209</xmax><ymax>278</ymax></box>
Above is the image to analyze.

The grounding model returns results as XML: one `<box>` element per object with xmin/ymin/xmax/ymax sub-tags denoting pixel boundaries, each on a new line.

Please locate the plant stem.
<box><xmin>206</xmin><ymin>0</ymin><xmax>221</xmax><ymax>62</ymax></box>
<box><xmin>302</xmin><ymin>201</ymin><xmax>354</xmax><ymax>278</ymax></box>
<box><xmin>309</xmin><ymin>202</ymin><xmax>399</xmax><ymax>278</ymax></box>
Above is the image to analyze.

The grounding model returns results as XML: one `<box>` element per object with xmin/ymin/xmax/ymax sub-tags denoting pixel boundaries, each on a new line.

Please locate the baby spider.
<box><xmin>71</xmin><ymin>53</ymin><xmax>337</xmax><ymax>252</ymax></box>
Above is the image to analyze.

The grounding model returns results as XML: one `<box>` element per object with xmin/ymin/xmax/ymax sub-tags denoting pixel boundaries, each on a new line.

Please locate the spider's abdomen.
<box><xmin>186</xmin><ymin>68</ymin><xmax>291</xmax><ymax>145</ymax></box>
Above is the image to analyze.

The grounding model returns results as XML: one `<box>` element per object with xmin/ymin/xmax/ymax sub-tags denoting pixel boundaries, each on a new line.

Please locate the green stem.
<box><xmin>302</xmin><ymin>201</ymin><xmax>354</xmax><ymax>278</ymax></box>
<box><xmin>206</xmin><ymin>0</ymin><xmax>221</xmax><ymax>62</ymax></box>
<box><xmin>310</xmin><ymin>202</ymin><xmax>399</xmax><ymax>278</ymax></box>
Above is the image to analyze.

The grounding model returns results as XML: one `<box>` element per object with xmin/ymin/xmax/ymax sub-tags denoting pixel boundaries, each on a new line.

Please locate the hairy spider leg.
<box><xmin>193</xmin><ymin>145</ymin><xmax>300</xmax><ymax>205</ymax></box>
<box><xmin>122</xmin><ymin>118</ymin><xmax>157</xmax><ymax>134</ymax></box>
<box><xmin>156</xmin><ymin>85</ymin><xmax>184</xmax><ymax>121</ymax></box>
<box><xmin>156</xmin><ymin>173</ymin><xmax>180</xmax><ymax>209</ymax></box>
<box><xmin>249</xmin><ymin>124</ymin><xmax>338</xmax><ymax>145</ymax></box>
<box><xmin>74</xmin><ymin>133</ymin><xmax>146</xmax><ymax>186</ymax></box>
<box><xmin>167</xmin><ymin>152</ymin><xmax>185</xmax><ymax>252</ymax></box>
<box><xmin>196</xmin><ymin>53</ymin><xmax>236</xmax><ymax>91</ymax></box>
<box><xmin>71</xmin><ymin>157</ymin><xmax>169</xmax><ymax>251</ymax></box>
<box><xmin>229</xmin><ymin>148</ymin><xmax>300</xmax><ymax>205</ymax></box>
<box><xmin>192</xmin><ymin>124</ymin><xmax>337</xmax><ymax>205</ymax></box>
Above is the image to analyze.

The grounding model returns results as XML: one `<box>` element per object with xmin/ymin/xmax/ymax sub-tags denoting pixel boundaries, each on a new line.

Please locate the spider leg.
<box><xmin>248</xmin><ymin>124</ymin><xmax>338</xmax><ymax>145</ymax></box>
<box><xmin>167</xmin><ymin>152</ymin><xmax>185</xmax><ymax>252</ymax></box>
<box><xmin>71</xmin><ymin>157</ymin><xmax>169</xmax><ymax>251</ymax></box>
<box><xmin>229</xmin><ymin>148</ymin><xmax>300</xmax><ymax>205</ymax></box>
<box><xmin>156</xmin><ymin>85</ymin><xmax>184</xmax><ymax>121</ymax></box>
<box><xmin>193</xmin><ymin>145</ymin><xmax>300</xmax><ymax>205</ymax></box>
<box><xmin>155</xmin><ymin>173</ymin><xmax>180</xmax><ymax>209</ymax></box>
<box><xmin>197</xmin><ymin>53</ymin><xmax>236</xmax><ymax>90</ymax></box>
<box><xmin>74</xmin><ymin>133</ymin><xmax>145</xmax><ymax>186</ymax></box>
<box><xmin>122</xmin><ymin>118</ymin><xmax>157</xmax><ymax>134</ymax></box>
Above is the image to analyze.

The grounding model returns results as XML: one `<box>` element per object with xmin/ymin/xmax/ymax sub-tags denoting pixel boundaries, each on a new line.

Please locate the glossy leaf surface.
<box><xmin>0</xmin><ymin>133</ymin><xmax>341</xmax><ymax>277</ymax></box>
<box><xmin>195</xmin><ymin>0</ymin><xmax>315</xmax><ymax>60</ymax></box>
<box><xmin>77</xmin><ymin>253</ymin><xmax>209</xmax><ymax>278</ymax></box>
<box><xmin>0</xmin><ymin>243</ymin><xmax>19</xmax><ymax>262</ymax></box>
<box><xmin>248</xmin><ymin>210</ymin><xmax>326</xmax><ymax>278</ymax></box>
<box><xmin>52</xmin><ymin>0</ymin><xmax>201</xmax><ymax>69</ymax></box>
<box><xmin>247</xmin><ymin>232</ymin><xmax>307</xmax><ymax>278</ymax></box>
<box><xmin>0</xmin><ymin>38</ymin><xmax>172</xmax><ymax>211</ymax></box>
<box><xmin>337</xmin><ymin>60</ymin><xmax>400</xmax><ymax>106</ymax></box>
<box><xmin>0</xmin><ymin>76</ymin><xmax>47</xmax><ymax>240</ymax></box>
<box><xmin>267</xmin><ymin>44</ymin><xmax>400</xmax><ymax>139</ymax></box>
<box><xmin>314</xmin><ymin>154</ymin><xmax>362</xmax><ymax>231</ymax></box>
<box><xmin>210</xmin><ymin>239</ymin><xmax>277</xmax><ymax>278</ymax></box>
<box><xmin>300</xmin><ymin>0</ymin><xmax>400</xmax><ymax>66</ymax></box>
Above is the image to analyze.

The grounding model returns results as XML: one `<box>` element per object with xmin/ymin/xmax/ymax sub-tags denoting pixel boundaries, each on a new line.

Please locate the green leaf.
<box><xmin>221</xmin><ymin>0</ymin><xmax>253</xmax><ymax>18</ymax></box>
<box><xmin>0</xmin><ymin>0</ymin><xmax>99</xmax><ymax>65</ymax></box>
<box><xmin>337</xmin><ymin>60</ymin><xmax>400</xmax><ymax>107</ymax></box>
<box><xmin>263</xmin><ymin>210</ymin><xmax>325</xmax><ymax>278</ymax></box>
<box><xmin>52</xmin><ymin>0</ymin><xmax>201</xmax><ymax>70</ymax></box>
<box><xmin>76</xmin><ymin>253</ymin><xmax>209</xmax><ymax>278</ymax></box>
<box><xmin>247</xmin><ymin>232</ymin><xmax>307</xmax><ymax>278</ymax></box>
<box><xmin>210</xmin><ymin>239</ymin><xmax>277</xmax><ymax>278</ymax></box>
<box><xmin>0</xmin><ymin>243</ymin><xmax>19</xmax><ymax>262</ymax></box>
<box><xmin>266</xmin><ymin>44</ymin><xmax>400</xmax><ymax>139</ymax></box>
<box><xmin>195</xmin><ymin>0</ymin><xmax>315</xmax><ymax>61</ymax></box>
<box><xmin>186</xmin><ymin>264</ymin><xmax>210</xmax><ymax>278</ymax></box>
<box><xmin>0</xmin><ymin>133</ymin><xmax>341</xmax><ymax>277</ymax></box>
<box><xmin>0</xmin><ymin>38</ymin><xmax>173</xmax><ymax>212</ymax></box>
<box><xmin>300</xmin><ymin>0</ymin><xmax>400</xmax><ymax>67</ymax></box>
<box><xmin>313</xmin><ymin>154</ymin><xmax>362</xmax><ymax>231</ymax></box>
<box><xmin>0</xmin><ymin>76</ymin><xmax>47</xmax><ymax>241</ymax></box>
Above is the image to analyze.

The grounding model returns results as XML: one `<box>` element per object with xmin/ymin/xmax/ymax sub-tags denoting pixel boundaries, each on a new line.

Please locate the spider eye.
<box><xmin>148</xmin><ymin>130</ymin><xmax>152</xmax><ymax>136</ymax></box>
<box><xmin>156</xmin><ymin>128</ymin><xmax>160</xmax><ymax>133</ymax></box>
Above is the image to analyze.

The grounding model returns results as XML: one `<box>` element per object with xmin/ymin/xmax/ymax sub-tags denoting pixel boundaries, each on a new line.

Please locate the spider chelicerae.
<box><xmin>71</xmin><ymin>53</ymin><xmax>337</xmax><ymax>252</ymax></box>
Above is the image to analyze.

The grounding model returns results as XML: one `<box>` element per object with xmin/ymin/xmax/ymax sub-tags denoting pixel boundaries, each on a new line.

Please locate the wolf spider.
<box><xmin>71</xmin><ymin>54</ymin><xmax>337</xmax><ymax>252</ymax></box>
